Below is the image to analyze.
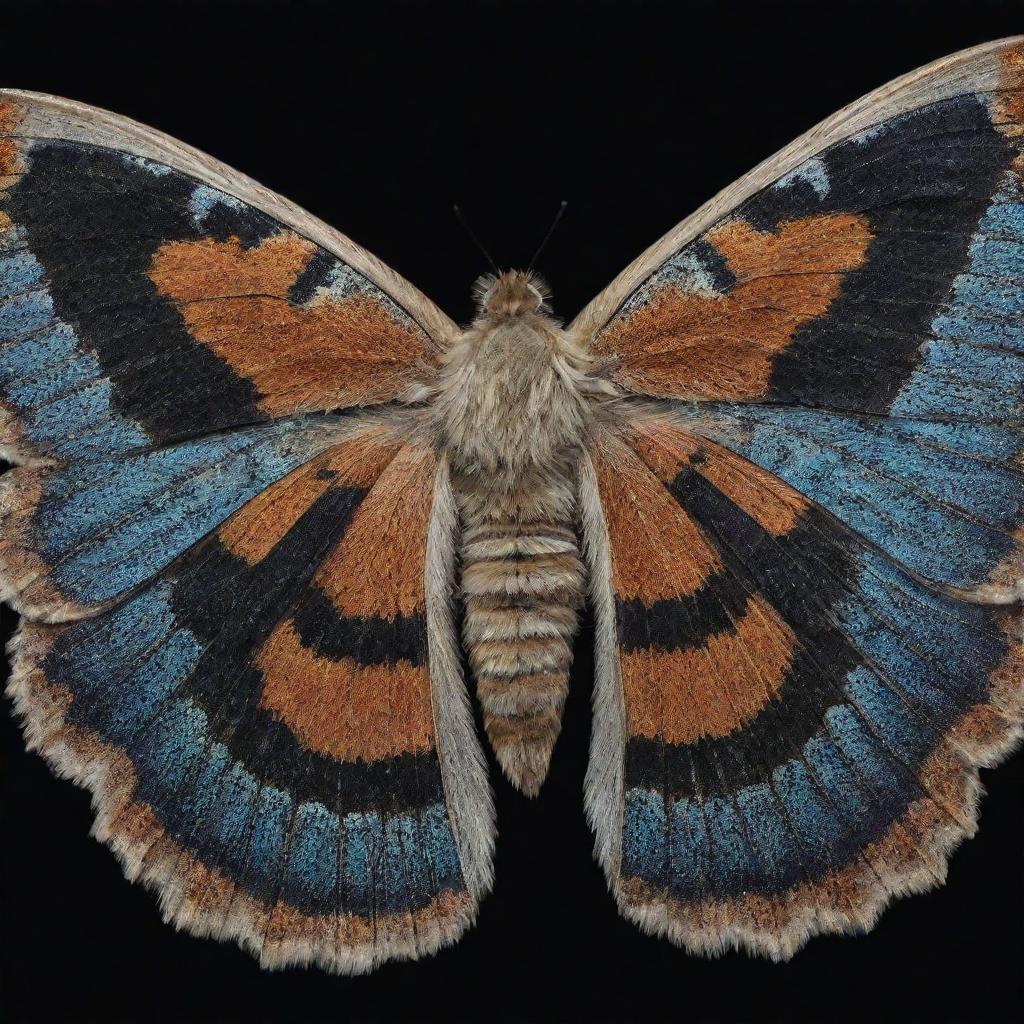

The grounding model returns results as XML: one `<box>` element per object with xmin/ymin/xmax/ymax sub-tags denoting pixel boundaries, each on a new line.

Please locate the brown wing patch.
<box><xmin>629</xmin><ymin>420</ymin><xmax>808</xmax><ymax>536</ymax></box>
<box><xmin>595</xmin><ymin>213</ymin><xmax>872</xmax><ymax>401</ymax></box>
<box><xmin>994</xmin><ymin>41</ymin><xmax>1024</xmax><ymax>137</ymax></box>
<box><xmin>149</xmin><ymin>233</ymin><xmax>433</xmax><ymax>413</ymax></box>
<box><xmin>0</xmin><ymin>99</ymin><xmax>25</xmax><ymax>182</ymax></box>
<box><xmin>217</xmin><ymin>431</ymin><xmax>403</xmax><ymax>565</ymax></box>
<box><xmin>256</xmin><ymin>618</ymin><xmax>433</xmax><ymax>762</ymax></box>
<box><xmin>315</xmin><ymin>445</ymin><xmax>436</xmax><ymax>619</ymax></box>
<box><xmin>251</xmin><ymin>441</ymin><xmax>437</xmax><ymax>762</ymax></box>
<box><xmin>594</xmin><ymin>435</ymin><xmax>721</xmax><ymax>602</ymax></box>
<box><xmin>149</xmin><ymin>232</ymin><xmax>317</xmax><ymax>297</ymax></box>
<box><xmin>691</xmin><ymin>440</ymin><xmax>808</xmax><ymax>536</ymax></box>
<box><xmin>621</xmin><ymin>593</ymin><xmax>796</xmax><ymax>744</ymax></box>
<box><xmin>625</xmin><ymin>422</ymin><xmax>700</xmax><ymax>481</ymax></box>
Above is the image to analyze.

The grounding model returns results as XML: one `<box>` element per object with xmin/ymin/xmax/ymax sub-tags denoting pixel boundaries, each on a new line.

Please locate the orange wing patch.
<box><xmin>252</xmin><ymin>442</ymin><xmax>438</xmax><ymax>763</ymax></box>
<box><xmin>993</xmin><ymin>41</ymin><xmax>1024</xmax><ymax>139</ymax></box>
<box><xmin>315</xmin><ymin>445</ymin><xmax>436</xmax><ymax>620</ymax></box>
<box><xmin>596</xmin><ymin>213</ymin><xmax>872</xmax><ymax>401</ymax></box>
<box><xmin>0</xmin><ymin>99</ymin><xmax>25</xmax><ymax>183</ymax></box>
<box><xmin>149</xmin><ymin>233</ymin><xmax>434</xmax><ymax>414</ymax></box>
<box><xmin>605</xmin><ymin>421</ymin><xmax>803</xmax><ymax>744</ymax></box>
<box><xmin>594</xmin><ymin>435</ymin><xmax>721</xmax><ymax>602</ymax></box>
<box><xmin>256</xmin><ymin>619</ymin><xmax>433</xmax><ymax>762</ymax></box>
<box><xmin>621</xmin><ymin>593</ymin><xmax>796</xmax><ymax>744</ymax></box>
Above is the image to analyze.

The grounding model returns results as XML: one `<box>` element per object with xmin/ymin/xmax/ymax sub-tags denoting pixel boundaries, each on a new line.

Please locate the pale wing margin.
<box><xmin>426</xmin><ymin>452</ymin><xmax>496</xmax><ymax>902</ymax></box>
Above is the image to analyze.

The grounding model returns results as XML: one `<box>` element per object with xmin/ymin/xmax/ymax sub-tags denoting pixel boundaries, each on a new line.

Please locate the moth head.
<box><xmin>473</xmin><ymin>270</ymin><xmax>551</xmax><ymax>319</ymax></box>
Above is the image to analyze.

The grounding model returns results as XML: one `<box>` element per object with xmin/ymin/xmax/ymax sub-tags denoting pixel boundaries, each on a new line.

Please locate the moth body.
<box><xmin>432</xmin><ymin>271</ymin><xmax>596</xmax><ymax>794</ymax></box>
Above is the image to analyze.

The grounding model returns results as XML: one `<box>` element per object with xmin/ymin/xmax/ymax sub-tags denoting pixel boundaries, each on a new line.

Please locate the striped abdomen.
<box><xmin>457</xmin><ymin>472</ymin><xmax>585</xmax><ymax>795</ymax></box>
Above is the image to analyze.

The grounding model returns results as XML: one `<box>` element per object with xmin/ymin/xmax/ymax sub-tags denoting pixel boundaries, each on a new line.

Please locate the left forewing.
<box><xmin>0</xmin><ymin>89</ymin><xmax>453</xmax><ymax>465</ymax></box>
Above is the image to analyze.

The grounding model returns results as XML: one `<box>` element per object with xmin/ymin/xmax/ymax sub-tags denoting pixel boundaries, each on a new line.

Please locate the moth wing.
<box><xmin>576</xmin><ymin>37</ymin><xmax>1024</xmax><ymax>957</ymax></box>
<box><xmin>0</xmin><ymin>88</ymin><xmax>454</xmax><ymax>620</ymax></box>
<box><xmin>2</xmin><ymin>93</ymin><xmax>492</xmax><ymax>971</ymax></box>
<box><xmin>10</xmin><ymin>428</ymin><xmax>493</xmax><ymax>972</ymax></box>
<box><xmin>0</xmin><ymin>90</ymin><xmax>454</xmax><ymax>465</ymax></box>
<box><xmin>572</xmin><ymin>35</ymin><xmax>1024</xmax><ymax>385</ymax></box>
<box><xmin>580</xmin><ymin>423</ymin><xmax>1022</xmax><ymax>959</ymax></box>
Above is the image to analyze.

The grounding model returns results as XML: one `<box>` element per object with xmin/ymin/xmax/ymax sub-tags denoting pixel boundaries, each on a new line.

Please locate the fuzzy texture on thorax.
<box><xmin>435</xmin><ymin>296</ymin><xmax>592</xmax><ymax>479</ymax></box>
<box><xmin>427</xmin><ymin>271</ymin><xmax>602</xmax><ymax>794</ymax></box>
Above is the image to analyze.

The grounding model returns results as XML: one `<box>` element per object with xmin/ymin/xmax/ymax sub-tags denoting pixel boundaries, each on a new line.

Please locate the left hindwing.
<box><xmin>9</xmin><ymin>426</ymin><xmax>493</xmax><ymax>972</ymax></box>
<box><xmin>576</xmin><ymin>37</ymin><xmax>1024</xmax><ymax>958</ymax></box>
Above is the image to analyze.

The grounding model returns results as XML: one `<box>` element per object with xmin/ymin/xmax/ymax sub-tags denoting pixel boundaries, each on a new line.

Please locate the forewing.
<box><xmin>0</xmin><ymin>89</ymin><xmax>453</xmax><ymax>465</ymax></box>
<box><xmin>8</xmin><ymin>429</ymin><xmax>493</xmax><ymax>972</ymax></box>
<box><xmin>579</xmin><ymin>422</ymin><xmax>1022</xmax><ymax>958</ymax></box>
<box><xmin>574</xmin><ymin>38</ymin><xmax>1024</xmax><ymax>427</ymax></box>
<box><xmin>575</xmin><ymin>36</ymin><xmax>1024</xmax><ymax>956</ymax></box>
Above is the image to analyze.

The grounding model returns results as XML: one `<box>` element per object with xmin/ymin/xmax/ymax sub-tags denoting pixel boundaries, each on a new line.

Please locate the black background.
<box><xmin>2</xmin><ymin>2</ymin><xmax>1023</xmax><ymax>1021</ymax></box>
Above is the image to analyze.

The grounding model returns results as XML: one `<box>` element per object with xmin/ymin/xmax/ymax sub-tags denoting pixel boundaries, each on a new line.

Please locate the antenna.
<box><xmin>452</xmin><ymin>204</ymin><xmax>500</xmax><ymax>276</ymax></box>
<box><xmin>527</xmin><ymin>200</ymin><xmax>568</xmax><ymax>271</ymax></box>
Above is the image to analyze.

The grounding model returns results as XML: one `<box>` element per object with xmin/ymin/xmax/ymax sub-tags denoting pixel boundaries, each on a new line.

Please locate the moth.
<box><xmin>2</xmin><ymin>36</ymin><xmax>1023</xmax><ymax>974</ymax></box>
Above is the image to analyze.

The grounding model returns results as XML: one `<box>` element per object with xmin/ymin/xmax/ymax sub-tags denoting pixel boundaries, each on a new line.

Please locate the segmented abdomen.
<box><xmin>457</xmin><ymin>477</ymin><xmax>585</xmax><ymax>796</ymax></box>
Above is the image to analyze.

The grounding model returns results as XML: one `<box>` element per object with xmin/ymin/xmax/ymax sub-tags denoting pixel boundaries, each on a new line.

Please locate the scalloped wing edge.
<box><xmin>6</xmin><ymin>619</ymin><xmax>482</xmax><ymax>973</ymax></box>
<box><xmin>577</xmin><ymin>443</ymin><xmax>1024</xmax><ymax>961</ymax></box>
<box><xmin>3</xmin><ymin>451</ymin><xmax>496</xmax><ymax>974</ymax></box>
